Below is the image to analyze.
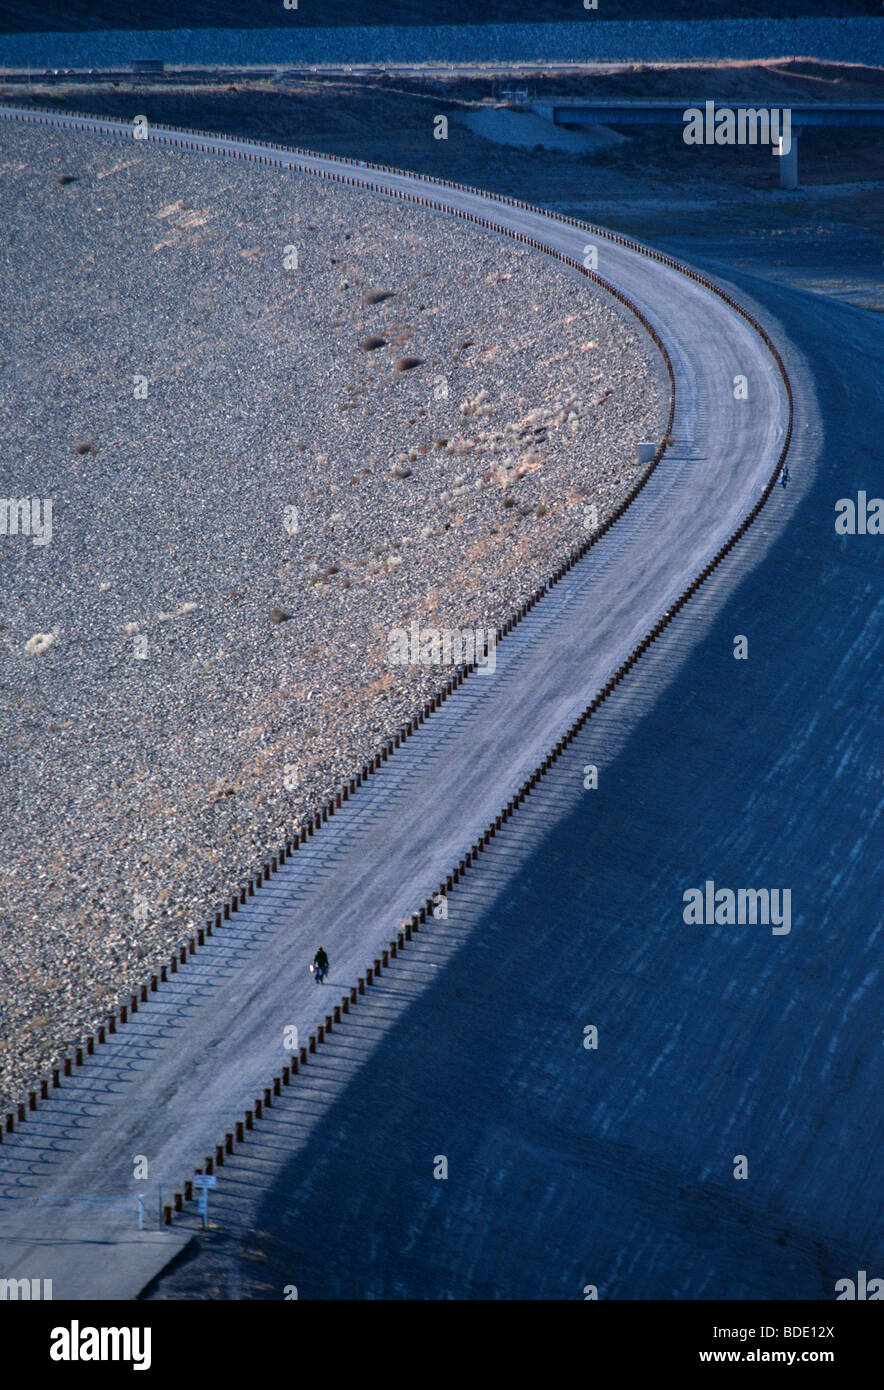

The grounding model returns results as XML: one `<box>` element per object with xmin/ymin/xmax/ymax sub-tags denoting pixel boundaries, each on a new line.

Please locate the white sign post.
<box><xmin>193</xmin><ymin>1175</ymin><xmax>217</xmax><ymax>1230</ymax></box>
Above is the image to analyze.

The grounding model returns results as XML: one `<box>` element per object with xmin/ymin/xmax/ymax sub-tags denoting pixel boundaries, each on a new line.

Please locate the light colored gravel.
<box><xmin>0</xmin><ymin>120</ymin><xmax>666</xmax><ymax>1108</ymax></box>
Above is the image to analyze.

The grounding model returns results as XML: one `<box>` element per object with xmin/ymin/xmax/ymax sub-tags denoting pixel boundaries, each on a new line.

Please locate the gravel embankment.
<box><xmin>0</xmin><ymin>120</ymin><xmax>665</xmax><ymax>1108</ymax></box>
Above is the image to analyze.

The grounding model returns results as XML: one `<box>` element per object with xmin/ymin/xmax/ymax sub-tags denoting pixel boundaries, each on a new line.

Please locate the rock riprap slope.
<box><xmin>0</xmin><ymin>120</ymin><xmax>665</xmax><ymax>1109</ymax></box>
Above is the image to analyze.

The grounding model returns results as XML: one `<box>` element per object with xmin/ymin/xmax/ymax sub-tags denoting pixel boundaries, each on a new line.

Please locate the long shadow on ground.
<box><xmin>151</xmin><ymin>271</ymin><xmax>883</xmax><ymax>1301</ymax></box>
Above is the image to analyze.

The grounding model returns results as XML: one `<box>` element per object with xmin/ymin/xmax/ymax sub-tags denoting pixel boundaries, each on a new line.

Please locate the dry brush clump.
<box><xmin>362</xmin><ymin>287</ymin><xmax>395</xmax><ymax>306</ymax></box>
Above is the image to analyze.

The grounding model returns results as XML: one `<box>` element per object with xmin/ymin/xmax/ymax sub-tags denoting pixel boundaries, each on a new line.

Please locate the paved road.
<box><xmin>0</xmin><ymin>106</ymin><xmax>790</xmax><ymax>1298</ymax></box>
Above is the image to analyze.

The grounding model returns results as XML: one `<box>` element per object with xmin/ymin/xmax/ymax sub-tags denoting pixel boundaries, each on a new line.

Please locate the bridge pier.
<box><xmin>778</xmin><ymin>129</ymin><xmax>800</xmax><ymax>190</ymax></box>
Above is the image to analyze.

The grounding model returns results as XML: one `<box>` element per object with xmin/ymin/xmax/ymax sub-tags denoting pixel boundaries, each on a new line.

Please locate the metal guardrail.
<box><xmin>0</xmin><ymin>102</ymin><xmax>793</xmax><ymax>1229</ymax></box>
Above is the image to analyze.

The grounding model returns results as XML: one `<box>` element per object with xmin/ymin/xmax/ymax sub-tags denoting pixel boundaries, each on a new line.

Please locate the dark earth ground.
<box><xmin>3</xmin><ymin>58</ymin><xmax>880</xmax><ymax>309</ymax></box>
